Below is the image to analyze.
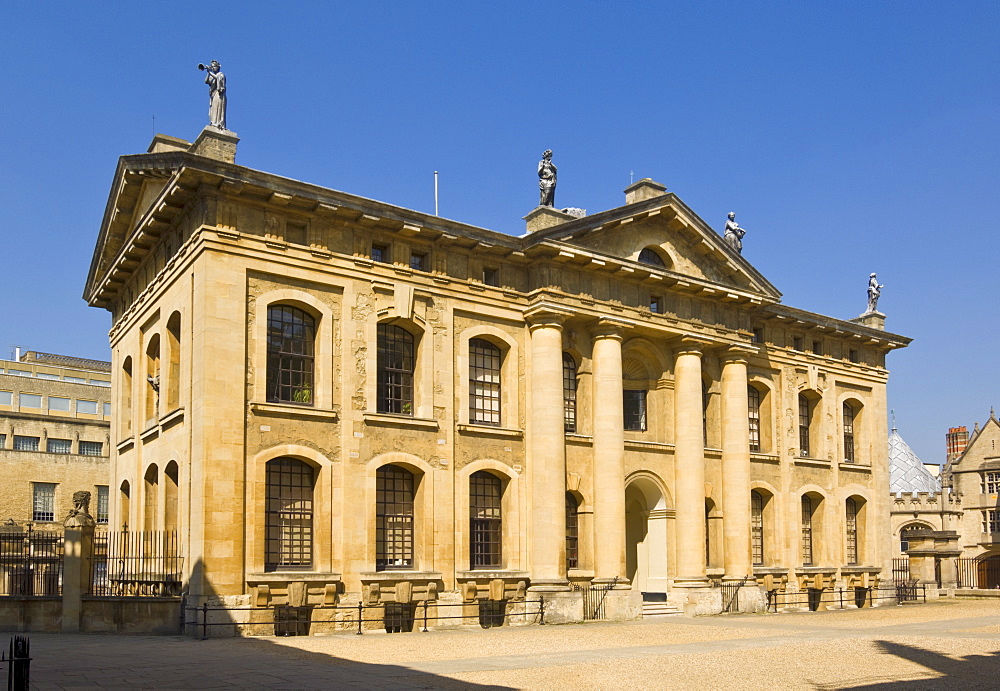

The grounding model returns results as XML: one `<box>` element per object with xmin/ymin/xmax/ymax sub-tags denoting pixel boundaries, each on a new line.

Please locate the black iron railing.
<box><xmin>765</xmin><ymin>586</ymin><xmax>910</xmax><ymax>612</ymax></box>
<box><xmin>572</xmin><ymin>577</ymin><xmax>618</xmax><ymax>620</ymax></box>
<box><xmin>184</xmin><ymin>598</ymin><xmax>545</xmax><ymax>639</ymax></box>
<box><xmin>1</xmin><ymin>635</ymin><xmax>31</xmax><ymax>691</ymax></box>
<box><xmin>0</xmin><ymin>527</ymin><xmax>63</xmax><ymax>597</ymax></box>
<box><xmin>90</xmin><ymin>529</ymin><xmax>182</xmax><ymax>597</ymax></box>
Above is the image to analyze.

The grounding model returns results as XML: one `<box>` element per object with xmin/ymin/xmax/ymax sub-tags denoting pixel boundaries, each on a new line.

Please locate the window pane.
<box><xmin>265</xmin><ymin>458</ymin><xmax>314</xmax><ymax>570</ymax></box>
<box><xmin>103</xmin><ymin>402</ymin><xmax>112</xmax><ymax>416</ymax></box>
<box><xmin>49</xmin><ymin>396</ymin><xmax>71</xmax><ymax>412</ymax></box>
<box><xmin>623</xmin><ymin>390</ymin><xmax>647</xmax><ymax>431</ymax></box>
<box><xmin>565</xmin><ymin>493</ymin><xmax>579</xmax><ymax>570</ymax></box>
<box><xmin>563</xmin><ymin>353</ymin><xmax>577</xmax><ymax>433</ymax></box>
<box><xmin>751</xmin><ymin>491</ymin><xmax>764</xmax><ymax>566</ymax></box>
<box><xmin>47</xmin><ymin>438</ymin><xmax>72</xmax><ymax>454</ymax></box>
<box><xmin>376</xmin><ymin>465</ymin><xmax>415</xmax><ymax>570</ymax></box>
<box><xmin>469</xmin><ymin>339</ymin><xmax>501</xmax><ymax>426</ymax></box>
<box><xmin>14</xmin><ymin>436</ymin><xmax>39</xmax><ymax>451</ymax></box>
<box><xmin>78</xmin><ymin>400</ymin><xmax>99</xmax><ymax>414</ymax></box>
<box><xmin>843</xmin><ymin>402</ymin><xmax>855</xmax><ymax>463</ymax></box>
<box><xmin>377</xmin><ymin>324</ymin><xmax>415</xmax><ymax>415</ymax></box>
<box><xmin>846</xmin><ymin>498</ymin><xmax>858</xmax><ymax>565</ymax></box>
<box><xmin>748</xmin><ymin>386</ymin><xmax>761</xmax><ymax>453</ymax></box>
<box><xmin>79</xmin><ymin>441</ymin><xmax>103</xmax><ymax>457</ymax></box>
<box><xmin>798</xmin><ymin>395</ymin><xmax>810</xmax><ymax>457</ymax></box>
<box><xmin>470</xmin><ymin>471</ymin><xmax>502</xmax><ymax>568</ymax></box>
<box><xmin>20</xmin><ymin>393</ymin><xmax>42</xmax><ymax>409</ymax></box>
<box><xmin>0</xmin><ymin>391</ymin><xmax>11</xmax><ymax>405</ymax></box>
<box><xmin>97</xmin><ymin>486</ymin><xmax>109</xmax><ymax>524</ymax></box>
<box><xmin>801</xmin><ymin>496</ymin><xmax>813</xmax><ymax>566</ymax></box>
<box><xmin>266</xmin><ymin>306</ymin><xmax>316</xmax><ymax>405</ymax></box>
<box><xmin>638</xmin><ymin>248</ymin><xmax>665</xmax><ymax>267</ymax></box>
<box><xmin>33</xmin><ymin>483</ymin><xmax>56</xmax><ymax>522</ymax></box>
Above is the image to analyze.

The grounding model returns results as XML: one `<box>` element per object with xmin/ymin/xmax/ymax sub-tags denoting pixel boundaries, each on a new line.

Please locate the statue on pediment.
<box><xmin>538</xmin><ymin>150</ymin><xmax>557</xmax><ymax>207</ymax></box>
<box><xmin>723</xmin><ymin>212</ymin><xmax>747</xmax><ymax>254</ymax></box>
<box><xmin>198</xmin><ymin>60</ymin><xmax>227</xmax><ymax>130</ymax></box>
<box><xmin>866</xmin><ymin>273</ymin><xmax>883</xmax><ymax>313</ymax></box>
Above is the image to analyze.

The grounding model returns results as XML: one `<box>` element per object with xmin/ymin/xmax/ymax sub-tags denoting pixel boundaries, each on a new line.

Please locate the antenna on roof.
<box><xmin>152</xmin><ymin>114</ymin><xmax>156</xmax><ymax>137</ymax></box>
<box><xmin>434</xmin><ymin>171</ymin><xmax>439</xmax><ymax>216</ymax></box>
<box><xmin>630</xmin><ymin>170</ymin><xmax>634</xmax><ymax>185</ymax></box>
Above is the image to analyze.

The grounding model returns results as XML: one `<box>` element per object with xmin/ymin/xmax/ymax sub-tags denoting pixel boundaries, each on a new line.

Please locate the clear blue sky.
<box><xmin>2</xmin><ymin>1</ymin><xmax>997</xmax><ymax>465</ymax></box>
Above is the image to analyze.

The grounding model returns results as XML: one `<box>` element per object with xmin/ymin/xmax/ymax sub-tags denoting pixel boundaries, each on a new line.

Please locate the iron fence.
<box><xmin>572</xmin><ymin>577</ymin><xmax>618</xmax><ymax>620</ymax></box>
<box><xmin>0</xmin><ymin>527</ymin><xmax>63</xmax><ymax>597</ymax></box>
<box><xmin>89</xmin><ymin>529</ymin><xmax>182</xmax><ymax>597</ymax></box>
<box><xmin>764</xmin><ymin>586</ymin><xmax>906</xmax><ymax>612</ymax></box>
<box><xmin>892</xmin><ymin>558</ymin><xmax>910</xmax><ymax>584</ymax></box>
<box><xmin>956</xmin><ymin>558</ymin><xmax>977</xmax><ymax>588</ymax></box>
<box><xmin>719</xmin><ymin>576</ymin><xmax>751</xmax><ymax>613</ymax></box>
<box><xmin>184</xmin><ymin>598</ymin><xmax>546</xmax><ymax>639</ymax></box>
<box><xmin>1</xmin><ymin>635</ymin><xmax>30</xmax><ymax>691</ymax></box>
<box><xmin>896</xmin><ymin>582</ymin><xmax>927</xmax><ymax>603</ymax></box>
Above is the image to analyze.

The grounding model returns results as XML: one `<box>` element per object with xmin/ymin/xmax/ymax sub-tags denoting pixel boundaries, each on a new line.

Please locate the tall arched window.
<box><xmin>798</xmin><ymin>395</ymin><xmax>812</xmax><ymax>457</ymax></box>
<box><xmin>377</xmin><ymin>324</ymin><xmax>414</xmax><ymax>415</ymax></box>
<box><xmin>751</xmin><ymin>491</ymin><xmax>764</xmax><ymax>566</ymax></box>
<box><xmin>846</xmin><ymin>498</ymin><xmax>859</xmax><ymax>565</ymax></box>
<box><xmin>376</xmin><ymin>465</ymin><xmax>415</xmax><ymax>570</ymax></box>
<box><xmin>638</xmin><ymin>248</ymin><xmax>666</xmax><ymax>267</ymax></box>
<box><xmin>801</xmin><ymin>495</ymin><xmax>815</xmax><ymax>566</ymax></box>
<box><xmin>265</xmin><ymin>458</ymin><xmax>314</xmax><ymax>571</ymax></box>
<box><xmin>748</xmin><ymin>386</ymin><xmax>761</xmax><ymax>453</ymax></box>
<box><xmin>266</xmin><ymin>306</ymin><xmax>315</xmax><ymax>405</ymax></box>
<box><xmin>470</xmin><ymin>471</ymin><xmax>502</xmax><ymax>569</ymax></box>
<box><xmin>563</xmin><ymin>353</ymin><xmax>578</xmax><ymax>433</ymax></box>
<box><xmin>469</xmin><ymin>339</ymin><xmax>501</xmax><ymax>426</ymax></box>
<box><xmin>565</xmin><ymin>493</ymin><xmax>579</xmax><ymax>570</ymax></box>
<box><xmin>843</xmin><ymin>402</ymin><xmax>856</xmax><ymax>463</ymax></box>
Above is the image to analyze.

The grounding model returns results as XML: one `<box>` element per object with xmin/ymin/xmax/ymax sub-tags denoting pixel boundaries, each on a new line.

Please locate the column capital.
<box><xmin>719</xmin><ymin>343</ymin><xmax>757</xmax><ymax>364</ymax></box>
<box><xmin>673</xmin><ymin>334</ymin><xmax>713</xmax><ymax>357</ymax></box>
<box><xmin>590</xmin><ymin>317</ymin><xmax>629</xmax><ymax>341</ymax></box>
<box><xmin>524</xmin><ymin>304</ymin><xmax>573</xmax><ymax>330</ymax></box>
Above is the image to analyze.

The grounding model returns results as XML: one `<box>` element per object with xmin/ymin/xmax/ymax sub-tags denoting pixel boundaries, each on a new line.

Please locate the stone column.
<box><xmin>527</xmin><ymin>312</ymin><xmax>568</xmax><ymax>586</ymax></box>
<box><xmin>592</xmin><ymin>321</ymin><xmax>626</xmax><ymax>582</ymax></box>
<box><xmin>674</xmin><ymin>339</ymin><xmax>708</xmax><ymax>583</ymax></box>
<box><xmin>720</xmin><ymin>348</ymin><xmax>754</xmax><ymax>581</ymax></box>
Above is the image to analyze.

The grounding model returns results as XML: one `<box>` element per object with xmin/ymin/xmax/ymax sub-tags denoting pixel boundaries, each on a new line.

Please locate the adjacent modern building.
<box><xmin>83</xmin><ymin>127</ymin><xmax>910</xmax><ymax>621</ymax></box>
<box><xmin>0</xmin><ymin>350</ymin><xmax>112</xmax><ymax>526</ymax></box>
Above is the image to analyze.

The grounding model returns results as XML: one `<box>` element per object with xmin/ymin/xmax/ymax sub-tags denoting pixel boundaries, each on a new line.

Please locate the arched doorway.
<box><xmin>625</xmin><ymin>476</ymin><xmax>670</xmax><ymax>596</ymax></box>
<box><xmin>977</xmin><ymin>555</ymin><xmax>1000</xmax><ymax>589</ymax></box>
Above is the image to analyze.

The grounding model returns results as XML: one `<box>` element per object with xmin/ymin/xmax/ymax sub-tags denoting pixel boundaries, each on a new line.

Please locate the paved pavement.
<box><xmin>12</xmin><ymin>598</ymin><xmax>1000</xmax><ymax>689</ymax></box>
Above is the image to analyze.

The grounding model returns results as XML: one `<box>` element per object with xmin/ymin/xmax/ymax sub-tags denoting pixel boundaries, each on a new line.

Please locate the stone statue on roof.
<box><xmin>198</xmin><ymin>60</ymin><xmax>227</xmax><ymax>130</ymax></box>
<box><xmin>723</xmin><ymin>212</ymin><xmax>747</xmax><ymax>254</ymax></box>
<box><xmin>866</xmin><ymin>273</ymin><xmax>883</xmax><ymax>313</ymax></box>
<box><xmin>538</xmin><ymin>150</ymin><xmax>557</xmax><ymax>207</ymax></box>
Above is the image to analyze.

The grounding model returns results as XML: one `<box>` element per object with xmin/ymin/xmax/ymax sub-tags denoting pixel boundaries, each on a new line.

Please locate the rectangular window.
<box><xmin>90</xmin><ymin>380</ymin><xmax>111</xmax><ymax>387</ymax></box>
<box><xmin>371</xmin><ymin>244</ymin><xmax>389</xmax><ymax>263</ymax></box>
<box><xmin>469</xmin><ymin>340</ymin><xmax>501</xmax><ymax>426</ymax></box>
<box><xmin>801</xmin><ymin>496</ymin><xmax>814</xmax><ymax>566</ymax></box>
<box><xmin>79</xmin><ymin>441</ymin><xmax>103</xmax><ymax>457</ymax></box>
<box><xmin>376</xmin><ymin>466</ymin><xmax>414</xmax><ymax>570</ymax></box>
<box><xmin>793</xmin><ymin>336</ymin><xmax>804</xmax><ymax>351</ymax></box>
<box><xmin>799</xmin><ymin>396</ymin><xmax>811</xmax><ymax>457</ymax></box>
<box><xmin>14</xmin><ymin>436</ymin><xmax>39</xmax><ymax>451</ymax></box>
<box><xmin>752</xmin><ymin>327</ymin><xmax>765</xmax><ymax>344</ymax></box>
<box><xmin>48</xmin><ymin>396</ymin><xmax>71</xmax><ymax>412</ymax></box>
<box><xmin>33</xmin><ymin>483</ymin><xmax>56</xmax><ymax>522</ymax></box>
<box><xmin>812</xmin><ymin>340</ymin><xmax>823</xmax><ymax>355</ymax></box>
<box><xmin>623</xmin><ymin>390</ymin><xmax>647</xmax><ymax>431</ymax></box>
<box><xmin>97</xmin><ymin>486</ymin><xmax>109</xmax><ymax>524</ymax></box>
<box><xmin>77</xmin><ymin>400</ymin><xmax>99</xmax><ymax>414</ymax></box>
<box><xmin>563</xmin><ymin>355</ymin><xmax>577</xmax><ymax>433</ymax></box>
<box><xmin>0</xmin><ymin>391</ymin><xmax>11</xmax><ymax>405</ymax></box>
<box><xmin>984</xmin><ymin>510</ymin><xmax>1000</xmax><ymax>533</ymax></box>
<box><xmin>286</xmin><ymin>221</ymin><xmax>307</xmax><ymax>246</ymax></box>
<box><xmin>650</xmin><ymin>295</ymin><xmax>662</xmax><ymax>314</ymax></box>
<box><xmin>64</xmin><ymin>376</ymin><xmax>87</xmax><ymax>384</ymax></box>
<box><xmin>36</xmin><ymin>372</ymin><xmax>59</xmax><ymax>380</ymax></box>
<box><xmin>845</xmin><ymin>499</ymin><xmax>858</xmax><ymax>565</ymax></box>
<box><xmin>409</xmin><ymin>252</ymin><xmax>428</xmax><ymax>272</ymax></box>
<box><xmin>47</xmin><ymin>438</ymin><xmax>72</xmax><ymax>454</ymax></box>
<box><xmin>483</xmin><ymin>267</ymin><xmax>500</xmax><ymax>287</ymax></box>
<box><xmin>19</xmin><ymin>393</ymin><xmax>42</xmax><ymax>408</ymax></box>
<box><xmin>103</xmin><ymin>402</ymin><xmax>112</xmax><ymax>416</ymax></box>
<box><xmin>848</xmin><ymin>349</ymin><xmax>860</xmax><ymax>363</ymax></box>
<box><xmin>748</xmin><ymin>386</ymin><xmax>761</xmax><ymax>453</ymax></box>
<box><xmin>982</xmin><ymin>472</ymin><xmax>1000</xmax><ymax>494</ymax></box>
<box><xmin>470</xmin><ymin>472</ymin><xmax>502</xmax><ymax>569</ymax></box>
<box><xmin>0</xmin><ymin>434</ymin><xmax>5</xmax><ymax>449</ymax></box>
<box><xmin>8</xmin><ymin>369</ymin><xmax>31</xmax><ymax>377</ymax></box>
<box><xmin>751</xmin><ymin>492</ymin><xmax>764</xmax><ymax>566</ymax></box>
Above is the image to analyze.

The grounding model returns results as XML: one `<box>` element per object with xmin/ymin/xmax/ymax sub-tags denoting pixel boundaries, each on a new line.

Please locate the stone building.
<box><xmin>0</xmin><ymin>350</ymin><xmax>112</xmax><ymax>525</ymax></box>
<box><xmin>83</xmin><ymin>127</ymin><xmax>909</xmax><ymax>621</ymax></box>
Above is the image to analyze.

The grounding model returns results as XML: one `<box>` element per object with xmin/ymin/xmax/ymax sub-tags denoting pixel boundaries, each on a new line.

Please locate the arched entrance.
<box><xmin>977</xmin><ymin>554</ymin><xmax>1000</xmax><ymax>589</ymax></box>
<box><xmin>625</xmin><ymin>475</ymin><xmax>670</xmax><ymax>595</ymax></box>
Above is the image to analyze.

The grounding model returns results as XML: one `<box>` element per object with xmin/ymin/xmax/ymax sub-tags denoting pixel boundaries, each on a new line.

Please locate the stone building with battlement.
<box><xmin>83</xmin><ymin>127</ymin><xmax>910</xmax><ymax>623</ymax></box>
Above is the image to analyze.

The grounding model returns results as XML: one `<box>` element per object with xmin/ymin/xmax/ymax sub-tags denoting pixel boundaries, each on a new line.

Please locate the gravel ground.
<box><xmin>20</xmin><ymin>598</ymin><xmax>1000</xmax><ymax>689</ymax></box>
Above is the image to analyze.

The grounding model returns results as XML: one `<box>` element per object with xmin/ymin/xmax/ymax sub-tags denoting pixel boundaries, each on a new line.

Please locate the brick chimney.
<box><xmin>946</xmin><ymin>426</ymin><xmax>968</xmax><ymax>463</ymax></box>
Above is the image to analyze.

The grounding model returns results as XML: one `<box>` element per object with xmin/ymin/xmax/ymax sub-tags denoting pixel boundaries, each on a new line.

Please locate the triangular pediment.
<box><xmin>524</xmin><ymin>193</ymin><xmax>780</xmax><ymax>300</ymax></box>
<box><xmin>954</xmin><ymin>416</ymin><xmax>1000</xmax><ymax>469</ymax></box>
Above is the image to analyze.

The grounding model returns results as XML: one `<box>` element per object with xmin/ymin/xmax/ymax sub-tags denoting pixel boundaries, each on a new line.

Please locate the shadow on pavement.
<box><xmin>840</xmin><ymin>639</ymin><xmax>1000</xmax><ymax>689</ymax></box>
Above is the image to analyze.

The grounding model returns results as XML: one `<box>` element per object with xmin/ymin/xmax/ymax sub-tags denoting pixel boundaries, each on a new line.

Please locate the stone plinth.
<box><xmin>190</xmin><ymin>126</ymin><xmax>240</xmax><ymax>164</ymax></box>
<box><xmin>523</xmin><ymin>206</ymin><xmax>576</xmax><ymax>234</ymax></box>
<box><xmin>528</xmin><ymin>586</ymin><xmax>583</xmax><ymax>624</ymax></box>
<box><xmin>624</xmin><ymin>178</ymin><xmax>667</xmax><ymax>205</ymax></box>
<box><xmin>850</xmin><ymin>311</ymin><xmax>886</xmax><ymax>331</ymax></box>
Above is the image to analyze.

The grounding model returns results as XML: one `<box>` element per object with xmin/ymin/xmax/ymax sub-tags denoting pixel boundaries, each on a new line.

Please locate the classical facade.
<box><xmin>83</xmin><ymin>127</ymin><xmax>909</xmax><ymax>621</ymax></box>
<box><xmin>0</xmin><ymin>350</ymin><xmax>112</xmax><ymax>525</ymax></box>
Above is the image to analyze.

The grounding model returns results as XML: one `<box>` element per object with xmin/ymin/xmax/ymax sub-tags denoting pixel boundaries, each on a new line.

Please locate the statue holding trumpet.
<box><xmin>198</xmin><ymin>60</ymin><xmax>227</xmax><ymax>130</ymax></box>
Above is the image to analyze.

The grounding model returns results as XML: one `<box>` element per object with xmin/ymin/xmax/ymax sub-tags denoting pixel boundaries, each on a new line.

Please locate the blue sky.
<box><xmin>2</xmin><ymin>1</ymin><xmax>998</xmax><ymax>464</ymax></box>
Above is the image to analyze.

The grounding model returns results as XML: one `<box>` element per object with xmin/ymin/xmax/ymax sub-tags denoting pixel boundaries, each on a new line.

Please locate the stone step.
<box><xmin>641</xmin><ymin>602</ymin><xmax>683</xmax><ymax>617</ymax></box>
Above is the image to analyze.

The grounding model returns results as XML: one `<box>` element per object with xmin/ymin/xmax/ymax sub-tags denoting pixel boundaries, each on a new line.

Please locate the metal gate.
<box><xmin>575</xmin><ymin>577</ymin><xmax>618</xmax><ymax>620</ymax></box>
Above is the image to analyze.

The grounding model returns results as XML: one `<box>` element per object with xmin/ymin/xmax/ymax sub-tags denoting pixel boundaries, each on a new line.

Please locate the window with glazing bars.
<box><xmin>376</xmin><ymin>465</ymin><xmax>414</xmax><ymax>570</ymax></box>
<box><xmin>264</xmin><ymin>458</ymin><xmax>314</xmax><ymax>571</ymax></box>
<box><xmin>47</xmin><ymin>438</ymin><xmax>72</xmax><ymax>454</ymax></box>
<box><xmin>748</xmin><ymin>386</ymin><xmax>761</xmax><ymax>453</ymax></box>
<box><xmin>843</xmin><ymin>402</ymin><xmax>855</xmax><ymax>463</ymax></box>
<box><xmin>377</xmin><ymin>324</ymin><xmax>414</xmax><ymax>415</ymax></box>
<box><xmin>623</xmin><ymin>390</ymin><xmax>647</xmax><ymax>431</ymax></box>
<box><xmin>801</xmin><ymin>495</ymin><xmax>814</xmax><ymax>566</ymax></box>
<box><xmin>563</xmin><ymin>353</ymin><xmax>577</xmax><ymax>433</ymax></box>
<box><xmin>470</xmin><ymin>471</ymin><xmax>502</xmax><ymax>569</ymax></box>
<box><xmin>638</xmin><ymin>248</ymin><xmax>665</xmax><ymax>267</ymax></box>
<box><xmin>985</xmin><ymin>510</ymin><xmax>1000</xmax><ymax>533</ymax></box>
<box><xmin>79</xmin><ymin>441</ymin><xmax>102</xmax><ymax>457</ymax></box>
<box><xmin>14</xmin><ymin>435</ymin><xmax>39</xmax><ymax>451</ymax></box>
<box><xmin>266</xmin><ymin>306</ymin><xmax>315</xmax><ymax>405</ymax></box>
<box><xmin>97</xmin><ymin>486</ymin><xmax>109</xmax><ymax>524</ymax></box>
<box><xmin>469</xmin><ymin>339</ymin><xmax>501</xmax><ymax>426</ymax></box>
<box><xmin>798</xmin><ymin>395</ymin><xmax>811</xmax><ymax>457</ymax></box>
<box><xmin>33</xmin><ymin>483</ymin><xmax>56</xmax><ymax>522</ymax></box>
<box><xmin>566</xmin><ymin>493</ymin><xmax>579</xmax><ymax>570</ymax></box>
<box><xmin>983</xmin><ymin>472</ymin><xmax>1000</xmax><ymax>494</ymax></box>
<box><xmin>845</xmin><ymin>498</ymin><xmax>858</xmax><ymax>565</ymax></box>
<box><xmin>751</xmin><ymin>491</ymin><xmax>764</xmax><ymax>566</ymax></box>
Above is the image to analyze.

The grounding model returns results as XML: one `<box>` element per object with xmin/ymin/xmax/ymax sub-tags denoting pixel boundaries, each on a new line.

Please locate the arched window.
<box><xmin>638</xmin><ymin>248</ymin><xmax>666</xmax><ymax>267</ymax></box>
<box><xmin>798</xmin><ymin>395</ymin><xmax>812</xmax><ymax>457</ymax></box>
<box><xmin>900</xmin><ymin>524</ymin><xmax>923</xmax><ymax>553</ymax></box>
<box><xmin>846</xmin><ymin>498</ymin><xmax>859</xmax><ymax>565</ymax></box>
<box><xmin>469</xmin><ymin>339</ymin><xmax>501</xmax><ymax>426</ymax></box>
<box><xmin>265</xmin><ymin>458</ymin><xmax>314</xmax><ymax>571</ymax></box>
<box><xmin>376</xmin><ymin>465</ymin><xmax>415</xmax><ymax>570</ymax></box>
<box><xmin>563</xmin><ymin>353</ymin><xmax>578</xmax><ymax>433</ymax></box>
<box><xmin>748</xmin><ymin>386</ymin><xmax>761</xmax><ymax>453</ymax></box>
<box><xmin>470</xmin><ymin>471</ymin><xmax>502</xmax><ymax>569</ymax></box>
<box><xmin>565</xmin><ymin>493</ymin><xmax>579</xmax><ymax>570</ymax></box>
<box><xmin>266</xmin><ymin>306</ymin><xmax>315</xmax><ymax>405</ymax></box>
<box><xmin>377</xmin><ymin>324</ymin><xmax>414</xmax><ymax>415</ymax></box>
<box><xmin>843</xmin><ymin>402</ymin><xmax>856</xmax><ymax>463</ymax></box>
<box><xmin>801</xmin><ymin>495</ymin><xmax>815</xmax><ymax>566</ymax></box>
<box><xmin>751</xmin><ymin>491</ymin><xmax>764</xmax><ymax>566</ymax></box>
